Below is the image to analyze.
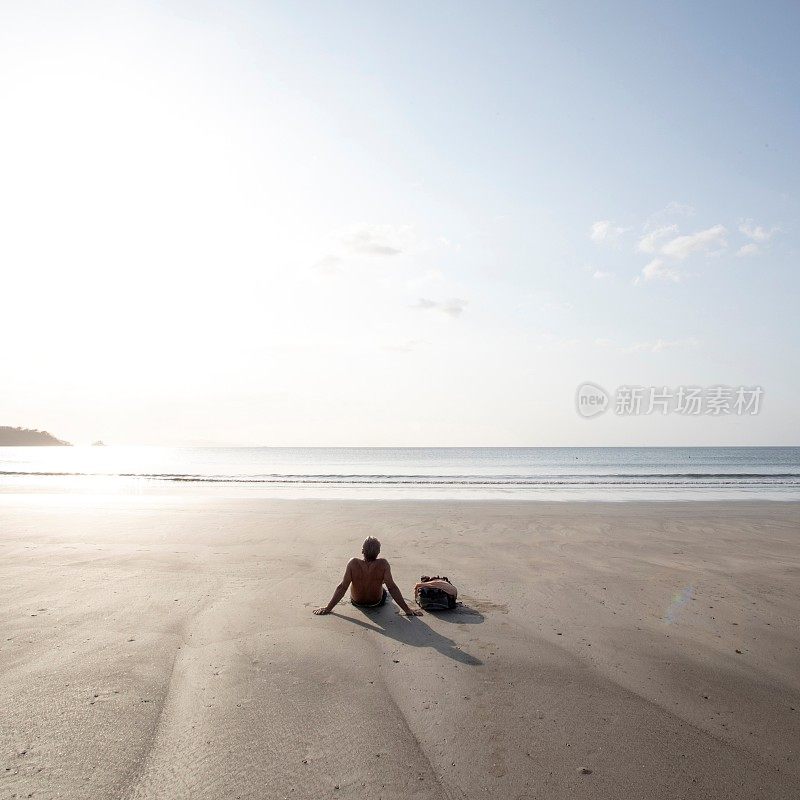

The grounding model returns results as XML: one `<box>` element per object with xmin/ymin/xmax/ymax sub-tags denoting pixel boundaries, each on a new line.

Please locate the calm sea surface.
<box><xmin>1</xmin><ymin>446</ymin><xmax>798</xmax><ymax>500</ymax></box>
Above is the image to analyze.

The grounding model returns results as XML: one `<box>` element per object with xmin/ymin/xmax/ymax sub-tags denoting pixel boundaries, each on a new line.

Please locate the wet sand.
<box><xmin>1</xmin><ymin>495</ymin><xmax>799</xmax><ymax>799</ymax></box>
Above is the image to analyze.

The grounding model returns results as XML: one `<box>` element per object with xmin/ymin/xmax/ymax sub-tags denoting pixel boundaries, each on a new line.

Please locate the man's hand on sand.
<box><xmin>313</xmin><ymin>607</ymin><xmax>331</xmax><ymax>615</ymax></box>
<box><xmin>399</xmin><ymin>609</ymin><xmax>423</xmax><ymax>616</ymax></box>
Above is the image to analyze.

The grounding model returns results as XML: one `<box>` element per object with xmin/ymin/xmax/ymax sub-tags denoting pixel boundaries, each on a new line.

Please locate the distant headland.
<box><xmin>0</xmin><ymin>426</ymin><xmax>71</xmax><ymax>446</ymax></box>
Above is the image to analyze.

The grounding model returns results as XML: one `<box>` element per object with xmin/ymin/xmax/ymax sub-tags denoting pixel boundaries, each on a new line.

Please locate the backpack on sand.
<box><xmin>414</xmin><ymin>575</ymin><xmax>458</xmax><ymax>611</ymax></box>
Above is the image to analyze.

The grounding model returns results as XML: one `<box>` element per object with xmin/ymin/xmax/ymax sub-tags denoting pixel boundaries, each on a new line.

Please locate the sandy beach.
<box><xmin>1</xmin><ymin>495</ymin><xmax>798</xmax><ymax>799</ymax></box>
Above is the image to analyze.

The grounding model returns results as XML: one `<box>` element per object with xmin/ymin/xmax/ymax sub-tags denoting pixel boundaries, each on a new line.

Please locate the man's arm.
<box><xmin>384</xmin><ymin>563</ymin><xmax>423</xmax><ymax>616</ymax></box>
<box><xmin>313</xmin><ymin>561</ymin><xmax>354</xmax><ymax>615</ymax></box>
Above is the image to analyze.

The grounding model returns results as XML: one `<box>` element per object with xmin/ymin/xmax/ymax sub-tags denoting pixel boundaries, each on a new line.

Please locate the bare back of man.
<box><xmin>313</xmin><ymin>537</ymin><xmax>422</xmax><ymax>616</ymax></box>
<box><xmin>348</xmin><ymin>557</ymin><xmax>389</xmax><ymax>605</ymax></box>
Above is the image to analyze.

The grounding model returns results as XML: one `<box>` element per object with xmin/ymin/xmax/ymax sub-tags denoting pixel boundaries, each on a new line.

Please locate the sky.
<box><xmin>1</xmin><ymin>1</ymin><xmax>798</xmax><ymax>446</ymax></box>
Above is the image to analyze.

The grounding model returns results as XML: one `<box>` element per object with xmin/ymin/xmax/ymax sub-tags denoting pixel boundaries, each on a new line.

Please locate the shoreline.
<box><xmin>2</xmin><ymin>478</ymin><xmax>799</xmax><ymax>502</ymax></box>
<box><xmin>2</xmin><ymin>445</ymin><xmax>797</xmax><ymax>503</ymax></box>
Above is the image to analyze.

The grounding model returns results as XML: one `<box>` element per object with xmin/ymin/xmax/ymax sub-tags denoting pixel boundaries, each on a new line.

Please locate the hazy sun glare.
<box><xmin>1</xmin><ymin>3</ymin><xmax>798</xmax><ymax>446</ymax></box>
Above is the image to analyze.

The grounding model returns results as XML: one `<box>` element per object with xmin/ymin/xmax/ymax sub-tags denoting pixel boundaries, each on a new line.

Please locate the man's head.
<box><xmin>362</xmin><ymin>536</ymin><xmax>381</xmax><ymax>561</ymax></box>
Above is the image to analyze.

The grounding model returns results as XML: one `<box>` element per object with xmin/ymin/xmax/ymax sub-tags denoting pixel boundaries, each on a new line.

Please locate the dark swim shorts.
<box><xmin>351</xmin><ymin>588</ymin><xmax>387</xmax><ymax>608</ymax></box>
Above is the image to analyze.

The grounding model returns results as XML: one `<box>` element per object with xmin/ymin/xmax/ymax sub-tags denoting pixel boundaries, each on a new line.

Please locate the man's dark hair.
<box><xmin>362</xmin><ymin>537</ymin><xmax>381</xmax><ymax>561</ymax></box>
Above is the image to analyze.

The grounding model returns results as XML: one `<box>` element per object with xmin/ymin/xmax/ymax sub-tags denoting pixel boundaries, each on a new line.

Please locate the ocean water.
<box><xmin>1</xmin><ymin>446</ymin><xmax>799</xmax><ymax>501</ymax></box>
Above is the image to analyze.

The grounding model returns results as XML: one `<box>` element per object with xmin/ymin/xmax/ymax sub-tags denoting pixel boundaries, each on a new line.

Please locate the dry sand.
<box><xmin>1</xmin><ymin>494</ymin><xmax>799</xmax><ymax>799</ymax></box>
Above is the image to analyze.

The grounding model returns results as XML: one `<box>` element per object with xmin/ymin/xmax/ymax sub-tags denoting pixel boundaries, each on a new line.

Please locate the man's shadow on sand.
<box><xmin>330</xmin><ymin>603</ymin><xmax>484</xmax><ymax>666</ymax></box>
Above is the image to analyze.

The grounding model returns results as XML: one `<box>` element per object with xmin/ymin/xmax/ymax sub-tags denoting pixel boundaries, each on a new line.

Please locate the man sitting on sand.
<box><xmin>313</xmin><ymin>537</ymin><xmax>423</xmax><ymax>616</ymax></box>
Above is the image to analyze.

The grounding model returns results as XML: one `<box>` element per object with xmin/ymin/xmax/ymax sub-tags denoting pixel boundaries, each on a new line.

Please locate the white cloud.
<box><xmin>590</xmin><ymin>220</ymin><xmax>628</xmax><ymax>244</ymax></box>
<box><xmin>627</xmin><ymin>209</ymin><xmax>773</xmax><ymax>285</ymax></box>
<box><xmin>313</xmin><ymin>223</ymin><xmax>418</xmax><ymax>272</ymax></box>
<box><xmin>540</xmin><ymin>298</ymin><xmax>574</xmax><ymax>312</ymax></box>
<box><xmin>641</xmin><ymin>258</ymin><xmax>682</xmax><ymax>282</ymax></box>
<box><xmin>624</xmin><ymin>337</ymin><xmax>698</xmax><ymax>353</ymax></box>
<box><xmin>592</xmin><ymin>269</ymin><xmax>614</xmax><ymax>280</ymax></box>
<box><xmin>342</xmin><ymin>224</ymin><xmax>411</xmax><ymax>256</ymax></box>
<box><xmin>413</xmin><ymin>297</ymin><xmax>468</xmax><ymax>317</ymax></box>
<box><xmin>736</xmin><ymin>243</ymin><xmax>760</xmax><ymax>257</ymax></box>
<box><xmin>660</xmin><ymin>224</ymin><xmax>727</xmax><ymax>260</ymax></box>
<box><xmin>637</xmin><ymin>224</ymin><xmax>678</xmax><ymax>254</ymax></box>
<box><xmin>640</xmin><ymin>202</ymin><xmax>695</xmax><ymax>233</ymax></box>
<box><xmin>739</xmin><ymin>220</ymin><xmax>778</xmax><ymax>242</ymax></box>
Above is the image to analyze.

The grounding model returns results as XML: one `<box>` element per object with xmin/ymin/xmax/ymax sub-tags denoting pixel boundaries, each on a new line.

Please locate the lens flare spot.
<box><xmin>664</xmin><ymin>585</ymin><xmax>694</xmax><ymax>624</ymax></box>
